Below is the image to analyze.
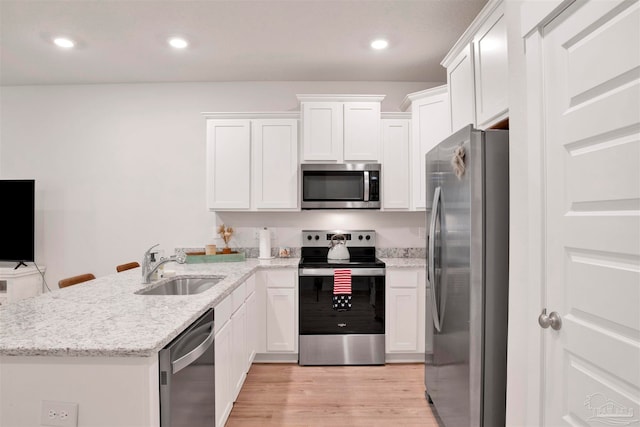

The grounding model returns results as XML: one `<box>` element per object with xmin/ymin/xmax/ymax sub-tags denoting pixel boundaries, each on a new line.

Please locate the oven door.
<box><xmin>298</xmin><ymin>268</ymin><xmax>385</xmax><ymax>335</ymax></box>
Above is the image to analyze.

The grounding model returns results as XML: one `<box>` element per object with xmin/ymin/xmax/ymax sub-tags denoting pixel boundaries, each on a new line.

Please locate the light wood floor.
<box><xmin>226</xmin><ymin>363</ymin><xmax>440</xmax><ymax>427</ymax></box>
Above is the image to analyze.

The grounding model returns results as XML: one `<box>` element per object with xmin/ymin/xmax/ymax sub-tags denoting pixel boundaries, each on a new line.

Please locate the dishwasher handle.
<box><xmin>171</xmin><ymin>321</ymin><xmax>215</xmax><ymax>374</ymax></box>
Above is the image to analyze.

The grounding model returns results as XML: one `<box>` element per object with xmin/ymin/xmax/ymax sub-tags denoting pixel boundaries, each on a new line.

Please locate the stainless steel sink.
<box><xmin>136</xmin><ymin>276</ymin><xmax>224</xmax><ymax>295</ymax></box>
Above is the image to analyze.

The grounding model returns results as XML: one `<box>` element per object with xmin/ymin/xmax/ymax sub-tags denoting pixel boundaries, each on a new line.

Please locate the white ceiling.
<box><xmin>0</xmin><ymin>0</ymin><xmax>488</xmax><ymax>86</ymax></box>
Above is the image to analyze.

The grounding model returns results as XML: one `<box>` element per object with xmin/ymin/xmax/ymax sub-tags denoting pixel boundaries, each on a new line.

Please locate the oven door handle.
<box><xmin>299</xmin><ymin>268</ymin><xmax>385</xmax><ymax>277</ymax></box>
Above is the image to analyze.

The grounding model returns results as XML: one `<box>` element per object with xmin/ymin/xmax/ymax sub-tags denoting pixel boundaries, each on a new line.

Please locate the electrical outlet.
<box><xmin>41</xmin><ymin>401</ymin><xmax>78</xmax><ymax>427</ymax></box>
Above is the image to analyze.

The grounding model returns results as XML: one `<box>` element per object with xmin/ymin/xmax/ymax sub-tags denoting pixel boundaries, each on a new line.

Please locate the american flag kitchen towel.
<box><xmin>333</xmin><ymin>269</ymin><xmax>352</xmax><ymax>311</ymax></box>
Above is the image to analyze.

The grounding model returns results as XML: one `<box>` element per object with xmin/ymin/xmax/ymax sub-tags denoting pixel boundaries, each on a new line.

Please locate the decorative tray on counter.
<box><xmin>185</xmin><ymin>251</ymin><xmax>246</xmax><ymax>264</ymax></box>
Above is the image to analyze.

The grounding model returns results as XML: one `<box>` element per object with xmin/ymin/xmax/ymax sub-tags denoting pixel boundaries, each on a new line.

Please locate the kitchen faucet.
<box><xmin>141</xmin><ymin>244</ymin><xmax>186</xmax><ymax>284</ymax></box>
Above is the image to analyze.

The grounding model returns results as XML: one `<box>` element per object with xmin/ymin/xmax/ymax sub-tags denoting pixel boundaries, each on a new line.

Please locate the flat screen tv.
<box><xmin>0</xmin><ymin>179</ymin><xmax>35</xmax><ymax>267</ymax></box>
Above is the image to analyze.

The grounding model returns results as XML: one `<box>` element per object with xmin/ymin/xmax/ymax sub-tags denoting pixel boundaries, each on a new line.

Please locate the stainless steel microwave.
<box><xmin>301</xmin><ymin>163</ymin><xmax>381</xmax><ymax>209</ymax></box>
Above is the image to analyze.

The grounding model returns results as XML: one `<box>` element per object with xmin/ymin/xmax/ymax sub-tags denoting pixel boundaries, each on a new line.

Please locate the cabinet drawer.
<box><xmin>215</xmin><ymin>294</ymin><xmax>232</xmax><ymax>333</ymax></box>
<box><xmin>264</xmin><ymin>270</ymin><xmax>296</xmax><ymax>288</ymax></box>
<box><xmin>231</xmin><ymin>281</ymin><xmax>247</xmax><ymax>313</ymax></box>
<box><xmin>387</xmin><ymin>269</ymin><xmax>421</xmax><ymax>288</ymax></box>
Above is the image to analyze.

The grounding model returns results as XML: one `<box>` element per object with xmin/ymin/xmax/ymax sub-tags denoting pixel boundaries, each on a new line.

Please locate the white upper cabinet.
<box><xmin>343</xmin><ymin>102</ymin><xmax>382</xmax><ymax>161</ymax></box>
<box><xmin>301</xmin><ymin>102</ymin><xmax>342</xmax><ymax>161</ymax></box>
<box><xmin>252</xmin><ymin>119</ymin><xmax>298</xmax><ymax>209</ymax></box>
<box><xmin>441</xmin><ymin>0</ymin><xmax>508</xmax><ymax>130</ymax></box>
<box><xmin>381</xmin><ymin>114</ymin><xmax>412</xmax><ymax>210</ymax></box>
<box><xmin>472</xmin><ymin>1</ymin><xmax>508</xmax><ymax>129</ymax></box>
<box><xmin>298</xmin><ymin>95</ymin><xmax>384</xmax><ymax>163</ymax></box>
<box><xmin>204</xmin><ymin>113</ymin><xmax>299</xmax><ymax>211</ymax></box>
<box><xmin>402</xmin><ymin>86</ymin><xmax>451</xmax><ymax>211</ymax></box>
<box><xmin>206</xmin><ymin>120</ymin><xmax>251</xmax><ymax>210</ymax></box>
<box><xmin>447</xmin><ymin>44</ymin><xmax>476</xmax><ymax>133</ymax></box>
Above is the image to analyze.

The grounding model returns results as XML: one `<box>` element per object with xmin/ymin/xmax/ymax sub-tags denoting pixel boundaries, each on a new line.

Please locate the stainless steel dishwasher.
<box><xmin>159</xmin><ymin>308</ymin><xmax>215</xmax><ymax>427</ymax></box>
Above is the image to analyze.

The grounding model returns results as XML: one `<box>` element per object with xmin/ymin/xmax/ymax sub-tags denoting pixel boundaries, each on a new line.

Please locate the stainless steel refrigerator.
<box><xmin>424</xmin><ymin>124</ymin><xmax>509</xmax><ymax>427</ymax></box>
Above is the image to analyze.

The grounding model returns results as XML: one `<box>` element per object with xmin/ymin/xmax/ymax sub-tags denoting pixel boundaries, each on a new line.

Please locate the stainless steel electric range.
<box><xmin>298</xmin><ymin>230</ymin><xmax>385</xmax><ymax>366</ymax></box>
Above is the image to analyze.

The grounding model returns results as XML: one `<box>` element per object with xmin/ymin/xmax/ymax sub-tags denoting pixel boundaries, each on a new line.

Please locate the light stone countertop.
<box><xmin>0</xmin><ymin>257</ymin><xmax>425</xmax><ymax>358</ymax></box>
<box><xmin>381</xmin><ymin>257</ymin><xmax>426</xmax><ymax>268</ymax></box>
<box><xmin>0</xmin><ymin>258</ymin><xmax>298</xmax><ymax>358</ymax></box>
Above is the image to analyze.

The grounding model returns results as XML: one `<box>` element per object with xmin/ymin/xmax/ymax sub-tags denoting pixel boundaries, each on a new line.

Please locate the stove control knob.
<box><xmin>365</xmin><ymin>235</ymin><xmax>371</xmax><ymax>241</ymax></box>
<box><xmin>314</xmin><ymin>235</ymin><xmax>320</xmax><ymax>240</ymax></box>
<box><xmin>358</xmin><ymin>235</ymin><xmax>363</xmax><ymax>240</ymax></box>
<box><xmin>307</xmin><ymin>235</ymin><xmax>312</xmax><ymax>241</ymax></box>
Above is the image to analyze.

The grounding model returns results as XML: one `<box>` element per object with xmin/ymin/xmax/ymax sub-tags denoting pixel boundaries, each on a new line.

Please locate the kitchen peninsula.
<box><xmin>0</xmin><ymin>258</ymin><xmax>298</xmax><ymax>427</ymax></box>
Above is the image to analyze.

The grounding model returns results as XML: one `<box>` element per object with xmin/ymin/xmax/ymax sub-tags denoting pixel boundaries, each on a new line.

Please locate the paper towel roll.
<box><xmin>259</xmin><ymin>228</ymin><xmax>271</xmax><ymax>259</ymax></box>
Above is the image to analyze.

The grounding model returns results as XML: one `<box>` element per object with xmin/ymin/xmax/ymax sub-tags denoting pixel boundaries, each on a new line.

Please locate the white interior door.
<box><xmin>540</xmin><ymin>0</ymin><xmax>640</xmax><ymax>425</ymax></box>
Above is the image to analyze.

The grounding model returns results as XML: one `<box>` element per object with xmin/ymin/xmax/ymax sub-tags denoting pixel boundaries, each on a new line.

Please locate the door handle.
<box><xmin>538</xmin><ymin>308</ymin><xmax>562</xmax><ymax>331</ymax></box>
<box><xmin>428</xmin><ymin>186</ymin><xmax>442</xmax><ymax>332</ymax></box>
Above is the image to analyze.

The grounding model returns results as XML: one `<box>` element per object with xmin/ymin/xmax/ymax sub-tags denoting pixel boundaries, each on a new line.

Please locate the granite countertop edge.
<box><xmin>381</xmin><ymin>257</ymin><xmax>426</xmax><ymax>268</ymax></box>
<box><xmin>0</xmin><ymin>257</ymin><xmax>425</xmax><ymax>358</ymax></box>
<box><xmin>0</xmin><ymin>258</ymin><xmax>299</xmax><ymax>358</ymax></box>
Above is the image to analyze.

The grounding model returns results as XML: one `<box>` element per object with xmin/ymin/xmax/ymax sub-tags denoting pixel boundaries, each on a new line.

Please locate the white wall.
<box><xmin>0</xmin><ymin>81</ymin><xmax>434</xmax><ymax>286</ymax></box>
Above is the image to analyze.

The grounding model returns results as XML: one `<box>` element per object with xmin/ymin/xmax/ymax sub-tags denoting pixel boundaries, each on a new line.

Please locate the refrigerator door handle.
<box><xmin>429</xmin><ymin>186</ymin><xmax>443</xmax><ymax>332</ymax></box>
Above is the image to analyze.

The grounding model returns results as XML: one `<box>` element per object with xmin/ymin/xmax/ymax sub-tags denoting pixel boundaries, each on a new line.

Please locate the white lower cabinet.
<box><xmin>231</xmin><ymin>303</ymin><xmax>247</xmax><ymax>401</ymax></box>
<box><xmin>214</xmin><ymin>274</ymin><xmax>255</xmax><ymax>427</ymax></box>
<box><xmin>385</xmin><ymin>268</ymin><xmax>427</xmax><ymax>362</ymax></box>
<box><xmin>264</xmin><ymin>269</ymin><xmax>298</xmax><ymax>353</ymax></box>
<box><xmin>214</xmin><ymin>269</ymin><xmax>297</xmax><ymax>426</ymax></box>
<box><xmin>214</xmin><ymin>313</ymin><xmax>232</xmax><ymax>427</ymax></box>
<box><xmin>244</xmin><ymin>274</ymin><xmax>257</xmax><ymax>369</ymax></box>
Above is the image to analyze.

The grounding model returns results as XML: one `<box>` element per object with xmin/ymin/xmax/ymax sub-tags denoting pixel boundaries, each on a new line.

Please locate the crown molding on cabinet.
<box><xmin>201</xmin><ymin>112</ymin><xmax>300</xmax><ymax>119</ymax></box>
<box><xmin>381</xmin><ymin>112</ymin><xmax>412</xmax><ymax>120</ymax></box>
<box><xmin>296</xmin><ymin>94</ymin><xmax>386</xmax><ymax>103</ymax></box>
<box><xmin>440</xmin><ymin>0</ymin><xmax>503</xmax><ymax>68</ymax></box>
<box><xmin>399</xmin><ymin>85</ymin><xmax>448</xmax><ymax>111</ymax></box>
<box><xmin>520</xmin><ymin>0</ymin><xmax>568</xmax><ymax>37</ymax></box>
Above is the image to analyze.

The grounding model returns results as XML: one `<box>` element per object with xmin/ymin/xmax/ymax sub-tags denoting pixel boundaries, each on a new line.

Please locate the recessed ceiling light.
<box><xmin>53</xmin><ymin>37</ymin><xmax>75</xmax><ymax>48</ymax></box>
<box><xmin>370</xmin><ymin>39</ymin><xmax>389</xmax><ymax>50</ymax></box>
<box><xmin>168</xmin><ymin>37</ymin><xmax>189</xmax><ymax>49</ymax></box>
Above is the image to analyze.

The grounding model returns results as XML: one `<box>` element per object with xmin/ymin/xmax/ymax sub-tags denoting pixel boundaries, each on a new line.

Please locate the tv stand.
<box><xmin>14</xmin><ymin>261</ymin><xmax>28</xmax><ymax>270</ymax></box>
<box><xmin>0</xmin><ymin>265</ymin><xmax>45</xmax><ymax>305</ymax></box>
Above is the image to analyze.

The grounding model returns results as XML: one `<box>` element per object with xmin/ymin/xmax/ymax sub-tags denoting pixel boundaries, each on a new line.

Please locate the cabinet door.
<box><xmin>214</xmin><ymin>319</ymin><xmax>232</xmax><ymax>427</ymax></box>
<box><xmin>473</xmin><ymin>3</ymin><xmax>508</xmax><ymax>129</ymax></box>
<box><xmin>206</xmin><ymin>120</ymin><xmax>251</xmax><ymax>209</ymax></box>
<box><xmin>386</xmin><ymin>269</ymin><xmax>423</xmax><ymax>353</ymax></box>
<box><xmin>381</xmin><ymin>119</ymin><xmax>411</xmax><ymax>210</ymax></box>
<box><xmin>245</xmin><ymin>290</ymin><xmax>257</xmax><ymax>368</ymax></box>
<box><xmin>448</xmin><ymin>44</ymin><xmax>476</xmax><ymax>133</ymax></box>
<box><xmin>252</xmin><ymin>119</ymin><xmax>299</xmax><ymax>209</ymax></box>
<box><xmin>387</xmin><ymin>287</ymin><xmax>419</xmax><ymax>352</ymax></box>
<box><xmin>301</xmin><ymin>102</ymin><xmax>342</xmax><ymax>161</ymax></box>
<box><xmin>412</xmin><ymin>91</ymin><xmax>450</xmax><ymax>210</ymax></box>
<box><xmin>266</xmin><ymin>288</ymin><xmax>296</xmax><ymax>352</ymax></box>
<box><xmin>343</xmin><ymin>102</ymin><xmax>381</xmax><ymax>161</ymax></box>
<box><xmin>231</xmin><ymin>303</ymin><xmax>247</xmax><ymax>401</ymax></box>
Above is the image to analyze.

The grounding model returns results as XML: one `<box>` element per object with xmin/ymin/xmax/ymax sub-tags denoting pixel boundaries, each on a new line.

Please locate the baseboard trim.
<box><xmin>254</xmin><ymin>353</ymin><xmax>298</xmax><ymax>363</ymax></box>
